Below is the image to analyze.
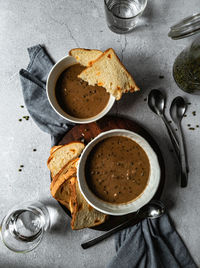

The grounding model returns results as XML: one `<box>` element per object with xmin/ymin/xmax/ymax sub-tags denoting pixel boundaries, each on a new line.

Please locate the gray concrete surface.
<box><xmin>0</xmin><ymin>0</ymin><xmax>200</xmax><ymax>267</ymax></box>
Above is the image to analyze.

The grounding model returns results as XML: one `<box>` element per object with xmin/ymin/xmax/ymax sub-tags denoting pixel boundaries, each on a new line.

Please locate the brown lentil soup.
<box><xmin>85</xmin><ymin>136</ymin><xmax>150</xmax><ymax>204</ymax></box>
<box><xmin>55</xmin><ymin>64</ymin><xmax>110</xmax><ymax>118</ymax></box>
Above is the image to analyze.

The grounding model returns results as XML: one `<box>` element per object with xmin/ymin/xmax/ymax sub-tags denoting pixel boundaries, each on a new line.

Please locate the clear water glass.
<box><xmin>0</xmin><ymin>201</ymin><xmax>50</xmax><ymax>253</ymax></box>
<box><xmin>104</xmin><ymin>0</ymin><xmax>148</xmax><ymax>34</ymax></box>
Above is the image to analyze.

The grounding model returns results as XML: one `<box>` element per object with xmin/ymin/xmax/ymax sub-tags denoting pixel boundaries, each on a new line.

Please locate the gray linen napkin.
<box><xmin>19</xmin><ymin>45</ymin><xmax>197</xmax><ymax>268</ymax></box>
<box><xmin>19</xmin><ymin>44</ymin><xmax>73</xmax><ymax>145</ymax></box>
<box><xmin>107</xmin><ymin>213</ymin><xmax>197</xmax><ymax>268</ymax></box>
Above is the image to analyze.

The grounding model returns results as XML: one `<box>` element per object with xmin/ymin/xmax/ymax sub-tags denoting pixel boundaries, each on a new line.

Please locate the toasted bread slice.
<box><xmin>78</xmin><ymin>48</ymin><xmax>139</xmax><ymax>100</ymax></box>
<box><xmin>50</xmin><ymin>166</ymin><xmax>77</xmax><ymax>209</ymax></box>
<box><xmin>50</xmin><ymin>145</ymin><xmax>62</xmax><ymax>155</ymax></box>
<box><xmin>47</xmin><ymin>142</ymin><xmax>85</xmax><ymax>178</ymax></box>
<box><xmin>69</xmin><ymin>178</ymin><xmax>107</xmax><ymax>230</ymax></box>
<box><xmin>69</xmin><ymin>48</ymin><xmax>103</xmax><ymax>67</ymax></box>
<box><xmin>50</xmin><ymin>158</ymin><xmax>79</xmax><ymax>190</ymax></box>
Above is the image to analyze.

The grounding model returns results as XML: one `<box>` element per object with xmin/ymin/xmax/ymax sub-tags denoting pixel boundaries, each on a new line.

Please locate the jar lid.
<box><xmin>168</xmin><ymin>13</ymin><xmax>200</xmax><ymax>39</ymax></box>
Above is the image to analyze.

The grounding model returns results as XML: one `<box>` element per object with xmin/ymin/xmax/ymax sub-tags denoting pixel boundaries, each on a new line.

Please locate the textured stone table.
<box><xmin>0</xmin><ymin>0</ymin><xmax>200</xmax><ymax>267</ymax></box>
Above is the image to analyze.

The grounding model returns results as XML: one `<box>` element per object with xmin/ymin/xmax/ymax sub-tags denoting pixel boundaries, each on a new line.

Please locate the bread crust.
<box><xmin>47</xmin><ymin>142</ymin><xmax>85</xmax><ymax>178</ymax></box>
<box><xmin>50</xmin><ymin>158</ymin><xmax>79</xmax><ymax>190</ymax></box>
<box><xmin>69</xmin><ymin>48</ymin><xmax>103</xmax><ymax>67</ymax></box>
<box><xmin>78</xmin><ymin>48</ymin><xmax>139</xmax><ymax>100</ymax></box>
<box><xmin>50</xmin><ymin>145</ymin><xmax>62</xmax><ymax>155</ymax></box>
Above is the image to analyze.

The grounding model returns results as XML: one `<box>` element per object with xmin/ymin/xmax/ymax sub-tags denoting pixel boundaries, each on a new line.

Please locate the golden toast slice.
<box><xmin>69</xmin><ymin>48</ymin><xmax>103</xmax><ymax>67</ymax></box>
<box><xmin>50</xmin><ymin>158</ymin><xmax>79</xmax><ymax>191</ymax></box>
<box><xmin>78</xmin><ymin>48</ymin><xmax>140</xmax><ymax>100</ymax></box>
<box><xmin>50</xmin><ymin>165</ymin><xmax>77</xmax><ymax>210</ymax></box>
<box><xmin>69</xmin><ymin>178</ymin><xmax>107</xmax><ymax>230</ymax></box>
<box><xmin>47</xmin><ymin>142</ymin><xmax>85</xmax><ymax>178</ymax></box>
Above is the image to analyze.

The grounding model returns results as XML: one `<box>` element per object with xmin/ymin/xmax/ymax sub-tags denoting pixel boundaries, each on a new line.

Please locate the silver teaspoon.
<box><xmin>148</xmin><ymin>90</ymin><xmax>180</xmax><ymax>160</ymax></box>
<box><xmin>81</xmin><ymin>200</ymin><xmax>165</xmax><ymax>249</ymax></box>
<box><xmin>170</xmin><ymin>96</ymin><xmax>188</xmax><ymax>187</ymax></box>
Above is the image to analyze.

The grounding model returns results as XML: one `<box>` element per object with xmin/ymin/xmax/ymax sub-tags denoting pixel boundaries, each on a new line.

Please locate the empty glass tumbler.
<box><xmin>104</xmin><ymin>0</ymin><xmax>148</xmax><ymax>34</ymax></box>
<box><xmin>0</xmin><ymin>201</ymin><xmax>50</xmax><ymax>253</ymax></box>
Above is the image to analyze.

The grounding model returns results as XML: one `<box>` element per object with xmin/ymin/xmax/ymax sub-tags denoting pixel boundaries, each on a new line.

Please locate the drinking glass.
<box><xmin>104</xmin><ymin>0</ymin><xmax>148</xmax><ymax>34</ymax></box>
<box><xmin>0</xmin><ymin>201</ymin><xmax>50</xmax><ymax>253</ymax></box>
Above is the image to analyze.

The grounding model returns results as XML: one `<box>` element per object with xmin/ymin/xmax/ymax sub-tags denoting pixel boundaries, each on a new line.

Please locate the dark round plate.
<box><xmin>57</xmin><ymin>116</ymin><xmax>165</xmax><ymax>231</ymax></box>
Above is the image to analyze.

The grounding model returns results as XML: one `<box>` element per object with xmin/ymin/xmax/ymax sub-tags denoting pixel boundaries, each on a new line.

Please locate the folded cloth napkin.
<box><xmin>19</xmin><ymin>45</ymin><xmax>197</xmax><ymax>268</ymax></box>
<box><xmin>107</xmin><ymin>213</ymin><xmax>197</xmax><ymax>268</ymax></box>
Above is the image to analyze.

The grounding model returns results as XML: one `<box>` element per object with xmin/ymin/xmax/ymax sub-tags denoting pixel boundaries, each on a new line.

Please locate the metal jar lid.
<box><xmin>168</xmin><ymin>13</ymin><xmax>200</xmax><ymax>39</ymax></box>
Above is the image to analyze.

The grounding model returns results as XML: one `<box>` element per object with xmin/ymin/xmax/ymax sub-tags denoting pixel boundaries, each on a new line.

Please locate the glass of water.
<box><xmin>104</xmin><ymin>0</ymin><xmax>148</xmax><ymax>34</ymax></box>
<box><xmin>0</xmin><ymin>201</ymin><xmax>50</xmax><ymax>253</ymax></box>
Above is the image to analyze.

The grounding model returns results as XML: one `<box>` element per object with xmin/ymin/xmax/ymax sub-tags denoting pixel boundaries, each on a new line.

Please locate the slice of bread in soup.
<box><xmin>47</xmin><ymin>142</ymin><xmax>85</xmax><ymax>178</ymax></box>
<box><xmin>69</xmin><ymin>178</ymin><xmax>107</xmax><ymax>230</ymax></box>
<box><xmin>69</xmin><ymin>48</ymin><xmax>103</xmax><ymax>67</ymax></box>
<box><xmin>78</xmin><ymin>48</ymin><xmax>140</xmax><ymax>100</ymax></box>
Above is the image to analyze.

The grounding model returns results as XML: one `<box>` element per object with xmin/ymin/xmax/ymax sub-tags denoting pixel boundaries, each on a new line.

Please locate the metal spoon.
<box><xmin>148</xmin><ymin>90</ymin><xmax>180</xmax><ymax>160</ymax></box>
<box><xmin>81</xmin><ymin>200</ymin><xmax>165</xmax><ymax>249</ymax></box>
<box><xmin>170</xmin><ymin>96</ymin><xmax>188</xmax><ymax>187</ymax></box>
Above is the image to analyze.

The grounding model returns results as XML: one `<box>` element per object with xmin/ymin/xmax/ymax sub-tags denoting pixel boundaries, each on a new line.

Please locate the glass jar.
<box><xmin>168</xmin><ymin>13</ymin><xmax>200</xmax><ymax>95</ymax></box>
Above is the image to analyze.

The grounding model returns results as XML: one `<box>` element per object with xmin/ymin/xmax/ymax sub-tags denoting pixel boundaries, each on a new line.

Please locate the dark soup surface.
<box><xmin>55</xmin><ymin>64</ymin><xmax>110</xmax><ymax>118</ymax></box>
<box><xmin>85</xmin><ymin>136</ymin><xmax>150</xmax><ymax>204</ymax></box>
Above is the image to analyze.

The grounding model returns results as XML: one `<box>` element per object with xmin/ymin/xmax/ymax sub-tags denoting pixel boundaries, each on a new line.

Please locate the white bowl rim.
<box><xmin>46</xmin><ymin>55</ymin><xmax>115</xmax><ymax>124</ymax></box>
<box><xmin>77</xmin><ymin>129</ymin><xmax>161</xmax><ymax>216</ymax></box>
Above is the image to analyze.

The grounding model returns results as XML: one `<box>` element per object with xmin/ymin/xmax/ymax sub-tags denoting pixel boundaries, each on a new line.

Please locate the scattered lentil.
<box><xmin>23</xmin><ymin>116</ymin><xmax>29</xmax><ymax>120</ymax></box>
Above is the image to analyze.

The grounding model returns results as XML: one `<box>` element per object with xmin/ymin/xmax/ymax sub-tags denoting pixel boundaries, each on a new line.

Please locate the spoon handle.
<box><xmin>177</xmin><ymin>124</ymin><xmax>188</xmax><ymax>187</ymax></box>
<box><xmin>81</xmin><ymin>214</ymin><xmax>142</xmax><ymax>249</ymax></box>
<box><xmin>162</xmin><ymin>115</ymin><xmax>180</xmax><ymax>159</ymax></box>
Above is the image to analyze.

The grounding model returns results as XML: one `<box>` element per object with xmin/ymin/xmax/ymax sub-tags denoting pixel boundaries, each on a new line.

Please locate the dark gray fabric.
<box><xmin>108</xmin><ymin>213</ymin><xmax>197</xmax><ymax>268</ymax></box>
<box><xmin>19</xmin><ymin>45</ymin><xmax>197</xmax><ymax>268</ymax></box>
<box><xmin>19</xmin><ymin>45</ymin><xmax>73</xmax><ymax>145</ymax></box>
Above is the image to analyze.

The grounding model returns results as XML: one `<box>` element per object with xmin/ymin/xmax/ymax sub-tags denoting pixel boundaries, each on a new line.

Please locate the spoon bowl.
<box><xmin>170</xmin><ymin>96</ymin><xmax>187</xmax><ymax>124</ymax></box>
<box><xmin>148</xmin><ymin>89</ymin><xmax>179</xmax><ymax>159</ymax></box>
<box><xmin>148</xmin><ymin>89</ymin><xmax>165</xmax><ymax>116</ymax></box>
<box><xmin>146</xmin><ymin>200</ymin><xmax>166</xmax><ymax>219</ymax></box>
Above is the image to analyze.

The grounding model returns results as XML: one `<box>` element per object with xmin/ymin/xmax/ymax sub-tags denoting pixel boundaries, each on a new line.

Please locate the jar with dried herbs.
<box><xmin>169</xmin><ymin>14</ymin><xmax>200</xmax><ymax>95</ymax></box>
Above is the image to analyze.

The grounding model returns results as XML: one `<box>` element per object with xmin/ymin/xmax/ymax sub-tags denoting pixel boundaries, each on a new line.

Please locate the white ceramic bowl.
<box><xmin>77</xmin><ymin>129</ymin><xmax>160</xmax><ymax>216</ymax></box>
<box><xmin>46</xmin><ymin>56</ymin><xmax>115</xmax><ymax>124</ymax></box>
